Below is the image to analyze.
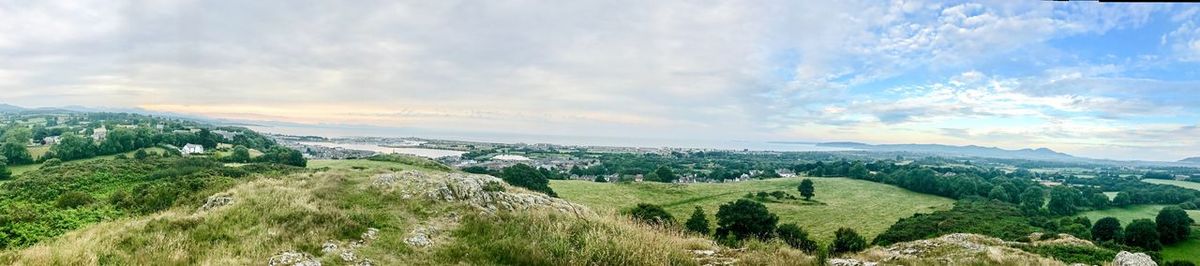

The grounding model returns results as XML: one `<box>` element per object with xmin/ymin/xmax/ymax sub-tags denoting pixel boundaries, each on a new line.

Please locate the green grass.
<box><xmin>550</xmin><ymin>177</ymin><xmax>955</xmax><ymax>242</ymax></box>
<box><xmin>26</xmin><ymin>146</ymin><xmax>49</xmax><ymax>160</ymax></box>
<box><xmin>1103</xmin><ymin>192</ymin><xmax>1119</xmax><ymax>200</ymax></box>
<box><xmin>1162</xmin><ymin>228</ymin><xmax>1200</xmax><ymax>264</ymax></box>
<box><xmin>1143</xmin><ymin>179</ymin><xmax>1200</xmax><ymax>191</ymax></box>
<box><xmin>1078</xmin><ymin>205</ymin><xmax>1200</xmax><ymax>225</ymax></box>
<box><xmin>8</xmin><ymin>147</ymin><xmax>169</xmax><ymax>176</ymax></box>
<box><xmin>1078</xmin><ymin>205</ymin><xmax>1200</xmax><ymax>264</ymax></box>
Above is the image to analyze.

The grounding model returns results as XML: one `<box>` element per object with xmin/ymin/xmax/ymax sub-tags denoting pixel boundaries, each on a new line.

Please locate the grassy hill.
<box><xmin>2</xmin><ymin>158</ymin><xmax>821</xmax><ymax>265</ymax></box>
<box><xmin>550</xmin><ymin>177</ymin><xmax>955</xmax><ymax>242</ymax></box>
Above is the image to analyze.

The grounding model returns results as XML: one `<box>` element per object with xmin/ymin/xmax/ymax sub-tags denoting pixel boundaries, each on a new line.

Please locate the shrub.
<box><xmin>499</xmin><ymin>163</ymin><xmax>557</xmax><ymax>197</ymax></box>
<box><xmin>830</xmin><ymin>228</ymin><xmax>867</xmax><ymax>254</ymax></box>
<box><xmin>685</xmin><ymin>207</ymin><xmax>710</xmax><ymax>235</ymax></box>
<box><xmin>1091</xmin><ymin>217</ymin><xmax>1123</xmax><ymax>243</ymax></box>
<box><xmin>1124</xmin><ymin>219</ymin><xmax>1162</xmax><ymax>251</ymax></box>
<box><xmin>55</xmin><ymin>191</ymin><xmax>96</xmax><ymax>209</ymax></box>
<box><xmin>776</xmin><ymin>223</ymin><xmax>818</xmax><ymax>252</ymax></box>
<box><xmin>715</xmin><ymin>199</ymin><xmax>778</xmax><ymax>241</ymax></box>
<box><xmin>41</xmin><ymin>158</ymin><xmax>63</xmax><ymax>168</ymax></box>
<box><xmin>627</xmin><ymin>203</ymin><xmax>674</xmax><ymax>225</ymax></box>
<box><xmin>482</xmin><ymin>181</ymin><xmax>506</xmax><ymax>192</ymax></box>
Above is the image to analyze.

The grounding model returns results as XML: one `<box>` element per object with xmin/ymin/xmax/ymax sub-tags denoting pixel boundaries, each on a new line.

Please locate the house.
<box><xmin>182</xmin><ymin>144</ymin><xmax>205</xmax><ymax>154</ymax></box>
<box><xmin>92</xmin><ymin>127</ymin><xmax>108</xmax><ymax>141</ymax></box>
<box><xmin>634</xmin><ymin>174</ymin><xmax>644</xmax><ymax>182</ymax></box>
<box><xmin>43</xmin><ymin>136</ymin><xmax>61</xmax><ymax>145</ymax></box>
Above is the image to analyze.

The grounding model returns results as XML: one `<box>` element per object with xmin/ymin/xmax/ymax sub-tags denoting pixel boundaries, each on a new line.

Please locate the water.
<box><xmin>247</xmin><ymin>122</ymin><xmax>854</xmax><ymax>153</ymax></box>
<box><xmin>298</xmin><ymin>141</ymin><xmax>465</xmax><ymax>158</ymax></box>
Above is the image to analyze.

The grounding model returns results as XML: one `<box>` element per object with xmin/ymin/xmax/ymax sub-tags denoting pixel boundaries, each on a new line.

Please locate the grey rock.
<box><xmin>1113</xmin><ymin>251</ymin><xmax>1156</xmax><ymax>266</ymax></box>
<box><xmin>267</xmin><ymin>251</ymin><xmax>321</xmax><ymax>266</ymax></box>
<box><xmin>198</xmin><ymin>194</ymin><xmax>234</xmax><ymax>211</ymax></box>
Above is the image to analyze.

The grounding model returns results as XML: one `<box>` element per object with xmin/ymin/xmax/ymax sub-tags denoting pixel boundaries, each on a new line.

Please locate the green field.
<box><xmin>8</xmin><ymin>147</ymin><xmax>169</xmax><ymax>176</ymax></box>
<box><xmin>1079</xmin><ymin>205</ymin><xmax>1200</xmax><ymax>263</ymax></box>
<box><xmin>26</xmin><ymin>145</ymin><xmax>49</xmax><ymax>159</ymax></box>
<box><xmin>1143</xmin><ymin>179</ymin><xmax>1200</xmax><ymax>191</ymax></box>
<box><xmin>550</xmin><ymin>177</ymin><xmax>955</xmax><ymax>242</ymax></box>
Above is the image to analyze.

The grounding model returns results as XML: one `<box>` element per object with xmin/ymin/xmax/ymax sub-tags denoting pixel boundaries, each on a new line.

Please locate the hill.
<box><xmin>1181</xmin><ymin>157</ymin><xmax>1200</xmax><ymax>164</ymax></box>
<box><xmin>0</xmin><ymin>103</ymin><xmax>25</xmax><ymax>113</ymax></box>
<box><xmin>817</xmin><ymin>142</ymin><xmax>1077</xmax><ymax>161</ymax></box>
<box><xmin>550</xmin><ymin>177</ymin><xmax>954</xmax><ymax>242</ymax></box>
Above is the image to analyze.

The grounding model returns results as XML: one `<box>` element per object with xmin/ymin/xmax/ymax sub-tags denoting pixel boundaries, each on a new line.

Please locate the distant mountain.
<box><xmin>0</xmin><ymin>103</ymin><xmax>26</xmax><ymax>113</ymax></box>
<box><xmin>1181</xmin><ymin>157</ymin><xmax>1200</xmax><ymax>164</ymax></box>
<box><xmin>817</xmin><ymin>142</ymin><xmax>1078</xmax><ymax>161</ymax></box>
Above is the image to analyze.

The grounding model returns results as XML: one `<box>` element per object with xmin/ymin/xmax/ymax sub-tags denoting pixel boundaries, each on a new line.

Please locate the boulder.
<box><xmin>198</xmin><ymin>194</ymin><xmax>235</xmax><ymax>211</ymax></box>
<box><xmin>1112</xmin><ymin>251</ymin><xmax>1156</xmax><ymax>266</ymax></box>
<box><xmin>267</xmin><ymin>251</ymin><xmax>321</xmax><ymax>266</ymax></box>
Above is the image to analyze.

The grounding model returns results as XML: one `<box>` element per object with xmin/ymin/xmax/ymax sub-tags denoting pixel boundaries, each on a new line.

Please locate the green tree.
<box><xmin>715</xmin><ymin>199</ymin><xmax>778</xmax><ymax>240</ymax></box>
<box><xmin>41</xmin><ymin>158</ymin><xmax>62</xmax><ymax>168</ymax></box>
<box><xmin>499</xmin><ymin>163</ymin><xmax>557</xmax><ymax>197</ymax></box>
<box><xmin>1091</xmin><ymin>217</ymin><xmax>1123</xmax><ymax>243</ymax></box>
<box><xmin>848</xmin><ymin>162</ymin><xmax>868</xmax><ymax>179</ymax></box>
<box><xmin>1112</xmin><ymin>191</ymin><xmax>1133</xmax><ymax>207</ymax></box>
<box><xmin>830</xmin><ymin>228</ymin><xmax>867</xmax><ymax>254</ymax></box>
<box><xmin>776</xmin><ymin>223</ymin><xmax>818</xmax><ymax>252</ymax></box>
<box><xmin>1124</xmin><ymin>219</ymin><xmax>1162</xmax><ymax>251</ymax></box>
<box><xmin>653</xmin><ymin>166</ymin><xmax>677</xmax><ymax>183</ymax></box>
<box><xmin>593</xmin><ymin>175</ymin><xmax>607</xmax><ymax>182</ymax></box>
<box><xmin>229</xmin><ymin>145</ymin><xmax>251</xmax><ymax>163</ymax></box>
<box><xmin>1047</xmin><ymin>186</ymin><xmax>1079</xmax><ymax>216</ymax></box>
<box><xmin>1019</xmin><ymin>187</ymin><xmax>1044</xmax><ymax>214</ymax></box>
<box><xmin>259</xmin><ymin>146</ymin><xmax>306</xmax><ymax>167</ymax></box>
<box><xmin>627</xmin><ymin>203</ymin><xmax>674</xmax><ymax>225</ymax></box>
<box><xmin>798</xmin><ymin>179</ymin><xmax>815</xmax><ymax>200</ymax></box>
<box><xmin>0</xmin><ymin>156</ymin><xmax>11</xmax><ymax>181</ymax></box>
<box><xmin>2</xmin><ymin>127</ymin><xmax>32</xmax><ymax>144</ymax></box>
<box><xmin>133</xmin><ymin>149</ymin><xmax>149</xmax><ymax>160</ymax></box>
<box><xmin>988</xmin><ymin>186</ymin><xmax>1009</xmax><ymax>201</ymax></box>
<box><xmin>0</xmin><ymin>142</ymin><xmax>33</xmax><ymax>165</ymax></box>
<box><xmin>685</xmin><ymin>206</ymin><xmax>711</xmax><ymax>235</ymax></box>
<box><xmin>48</xmin><ymin>133</ymin><xmax>96</xmax><ymax>161</ymax></box>
<box><xmin>1155</xmin><ymin>206</ymin><xmax>1195</xmax><ymax>245</ymax></box>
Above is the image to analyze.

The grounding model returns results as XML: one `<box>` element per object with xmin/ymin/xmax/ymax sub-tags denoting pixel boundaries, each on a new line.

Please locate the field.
<box><xmin>1143</xmin><ymin>178</ymin><xmax>1200</xmax><ymax>191</ymax></box>
<box><xmin>8</xmin><ymin>147</ymin><xmax>169</xmax><ymax>176</ymax></box>
<box><xmin>26</xmin><ymin>145</ymin><xmax>49</xmax><ymax>159</ymax></box>
<box><xmin>550</xmin><ymin>177</ymin><xmax>955</xmax><ymax>242</ymax></box>
<box><xmin>1078</xmin><ymin>205</ymin><xmax>1200</xmax><ymax>263</ymax></box>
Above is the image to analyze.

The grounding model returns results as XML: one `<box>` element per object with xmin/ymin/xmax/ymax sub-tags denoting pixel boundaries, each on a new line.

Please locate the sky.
<box><xmin>1</xmin><ymin>1</ymin><xmax>1199</xmax><ymax>161</ymax></box>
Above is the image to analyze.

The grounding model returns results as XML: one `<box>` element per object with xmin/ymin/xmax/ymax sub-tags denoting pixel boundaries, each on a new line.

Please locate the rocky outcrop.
<box><xmin>267</xmin><ymin>251</ymin><xmax>321</xmax><ymax>266</ymax></box>
<box><xmin>1113</xmin><ymin>251</ymin><xmax>1156</xmax><ymax>266</ymax></box>
<box><xmin>828</xmin><ymin>258</ymin><xmax>877</xmax><ymax>266</ymax></box>
<box><xmin>846</xmin><ymin>233</ymin><xmax>1064</xmax><ymax>265</ymax></box>
<box><xmin>197</xmin><ymin>194</ymin><xmax>234</xmax><ymax>211</ymax></box>
<box><xmin>372</xmin><ymin>171</ymin><xmax>593</xmax><ymax>217</ymax></box>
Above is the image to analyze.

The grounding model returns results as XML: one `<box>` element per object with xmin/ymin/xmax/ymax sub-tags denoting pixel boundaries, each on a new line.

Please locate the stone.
<box><xmin>1113</xmin><ymin>251</ymin><xmax>1156</xmax><ymax>266</ymax></box>
<box><xmin>828</xmin><ymin>258</ymin><xmax>877</xmax><ymax>266</ymax></box>
<box><xmin>267</xmin><ymin>251</ymin><xmax>321</xmax><ymax>266</ymax></box>
<box><xmin>405</xmin><ymin>227</ymin><xmax>433</xmax><ymax>248</ymax></box>
<box><xmin>362</xmin><ymin>228</ymin><xmax>379</xmax><ymax>241</ymax></box>
<box><xmin>198</xmin><ymin>194</ymin><xmax>234</xmax><ymax>211</ymax></box>
<box><xmin>339</xmin><ymin>250</ymin><xmax>357</xmax><ymax>262</ymax></box>
<box><xmin>320</xmin><ymin>241</ymin><xmax>338</xmax><ymax>254</ymax></box>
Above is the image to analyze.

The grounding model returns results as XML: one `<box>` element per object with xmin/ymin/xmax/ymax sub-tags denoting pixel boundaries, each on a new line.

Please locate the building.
<box><xmin>182</xmin><ymin>144</ymin><xmax>205</xmax><ymax>154</ymax></box>
<box><xmin>43</xmin><ymin>136</ymin><xmax>61</xmax><ymax>145</ymax></box>
<box><xmin>92</xmin><ymin>127</ymin><xmax>108</xmax><ymax>141</ymax></box>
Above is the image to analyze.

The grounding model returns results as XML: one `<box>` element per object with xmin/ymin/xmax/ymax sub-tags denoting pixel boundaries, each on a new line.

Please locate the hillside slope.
<box><xmin>0</xmin><ymin>159</ymin><xmax>814</xmax><ymax>265</ymax></box>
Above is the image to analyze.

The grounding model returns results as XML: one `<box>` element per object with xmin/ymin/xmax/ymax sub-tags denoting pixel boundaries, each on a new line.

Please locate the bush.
<box><xmin>499</xmin><ymin>164</ymin><xmax>557</xmax><ymax>197</ymax></box>
<box><xmin>715</xmin><ymin>199</ymin><xmax>777</xmax><ymax>241</ymax></box>
<box><xmin>830</xmin><ymin>228</ymin><xmax>867</xmax><ymax>254</ymax></box>
<box><xmin>1124</xmin><ymin>219</ymin><xmax>1162</xmax><ymax>251</ymax></box>
<box><xmin>482</xmin><ymin>181</ymin><xmax>506</xmax><ymax>192</ymax></box>
<box><xmin>54</xmin><ymin>191</ymin><xmax>96</xmax><ymax>209</ymax></box>
<box><xmin>1020</xmin><ymin>244</ymin><xmax>1116</xmax><ymax>265</ymax></box>
<box><xmin>627</xmin><ymin>203</ymin><xmax>674</xmax><ymax>225</ymax></box>
<box><xmin>1091</xmin><ymin>217</ymin><xmax>1123</xmax><ymax>243</ymax></box>
<box><xmin>41</xmin><ymin>158</ymin><xmax>63</xmax><ymax>168</ymax></box>
<box><xmin>685</xmin><ymin>207</ymin><xmax>710</xmax><ymax>235</ymax></box>
<box><xmin>776</xmin><ymin>223</ymin><xmax>818</xmax><ymax>252</ymax></box>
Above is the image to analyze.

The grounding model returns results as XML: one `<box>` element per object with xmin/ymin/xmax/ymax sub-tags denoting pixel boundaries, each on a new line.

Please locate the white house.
<box><xmin>92</xmin><ymin>127</ymin><xmax>108</xmax><ymax>141</ymax></box>
<box><xmin>43</xmin><ymin>136</ymin><xmax>61</xmax><ymax>145</ymax></box>
<box><xmin>182</xmin><ymin>144</ymin><xmax>205</xmax><ymax>154</ymax></box>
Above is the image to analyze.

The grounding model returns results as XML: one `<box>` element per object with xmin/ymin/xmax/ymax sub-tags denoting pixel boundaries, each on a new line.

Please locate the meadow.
<box><xmin>1078</xmin><ymin>205</ymin><xmax>1200</xmax><ymax>263</ymax></box>
<box><xmin>550</xmin><ymin>177</ymin><xmax>955</xmax><ymax>242</ymax></box>
<box><xmin>1143</xmin><ymin>178</ymin><xmax>1200</xmax><ymax>191</ymax></box>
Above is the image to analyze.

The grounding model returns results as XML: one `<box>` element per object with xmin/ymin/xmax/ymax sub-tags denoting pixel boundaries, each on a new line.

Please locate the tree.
<box><xmin>798</xmin><ymin>179</ymin><xmax>815</xmax><ymax>200</ymax></box>
<box><xmin>1019</xmin><ymin>187</ymin><xmax>1044</xmax><ymax>214</ymax></box>
<box><xmin>259</xmin><ymin>146</ymin><xmax>306</xmax><ymax>167</ymax></box>
<box><xmin>499</xmin><ymin>163</ymin><xmax>557</xmax><ymax>197</ymax></box>
<box><xmin>776</xmin><ymin>223</ymin><xmax>818</xmax><ymax>252</ymax></box>
<box><xmin>1047</xmin><ymin>186</ymin><xmax>1079</xmax><ymax>216</ymax></box>
<box><xmin>715</xmin><ymin>199</ymin><xmax>778</xmax><ymax>240</ymax></box>
<box><xmin>988</xmin><ymin>186</ymin><xmax>1009</xmax><ymax>201</ymax></box>
<box><xmin>653</xmin><ymin>166</ymin><xmax>678</xmax><ymax>183</ymax></box>
<box><xmin>685</xmin><ymin>207</ymin><xmax>711</xmax><ymax>235</ymax></box>
<box><xmin>830</xmin><ymin>228</ymin><xmax>867</xmax><ymax>254</ymax></box>
<box><xmin>1124</xmin><ymin>219</ymin><xmax>1162</xmax><ymax>251</ymax></box>
<box><xmin>848</xmin><ymin>162</ymin><xmax>868</xmax><ymax>179</ymax></box>
<box><xmin>48</xmin><ymin>133</ymin><xmax>96</xmax><ymax>161</ymax></box>
<box><xmin>0</xmin><ymin>156</ymin><xmax>10</xmax><ymax>181</ymax></box>
<box><xmin>628</xmin><ymin>203</ymin><xmax>674</xmax><ymax>225</ymax></box>
<box><xmin>229</xmin><ymin>145</ymin><xmax>251</xmax><ymax>163</ymax></box>
<box><xmin>1086</xmin><ymin>192</ymin><xmax>1110</xmax><ymax>209</ymax></box>
<box><xmin>1112</xmin><ymin>191</ymin><xmax>1134</xmax><ymax>207</ymax></box>
<box><xmin>41</xmin><ymin>158</ymin><xmax>62</xmax><ymax>168</ymax></box>
<box><xmin>0</xmin><ymin>142</ymin><xmax>32</xmax><ymax>165</ymax></box>
<box><xmin>133</xmin><ymin>149</ymin><xmax>149</xmax><ymax>160</ymax></box>
<box><xmin>593</xmin><ymin>175</ymin><xmax>607</xmax><ymax>182</ymax></box>
<box><xmin>1091</xmin><ymin>217</ymin><xmax>1123</xmax><ymax>243</ymax></box>
<box><xmin>2</xmin><ymin>127</ymin><xmax>32</xmax><ymax>144</ymax></box>
<box><xmin>1156</xmin><ymin>206</ymin><xmax>1194</xmax><ymax>245</ymax></box>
